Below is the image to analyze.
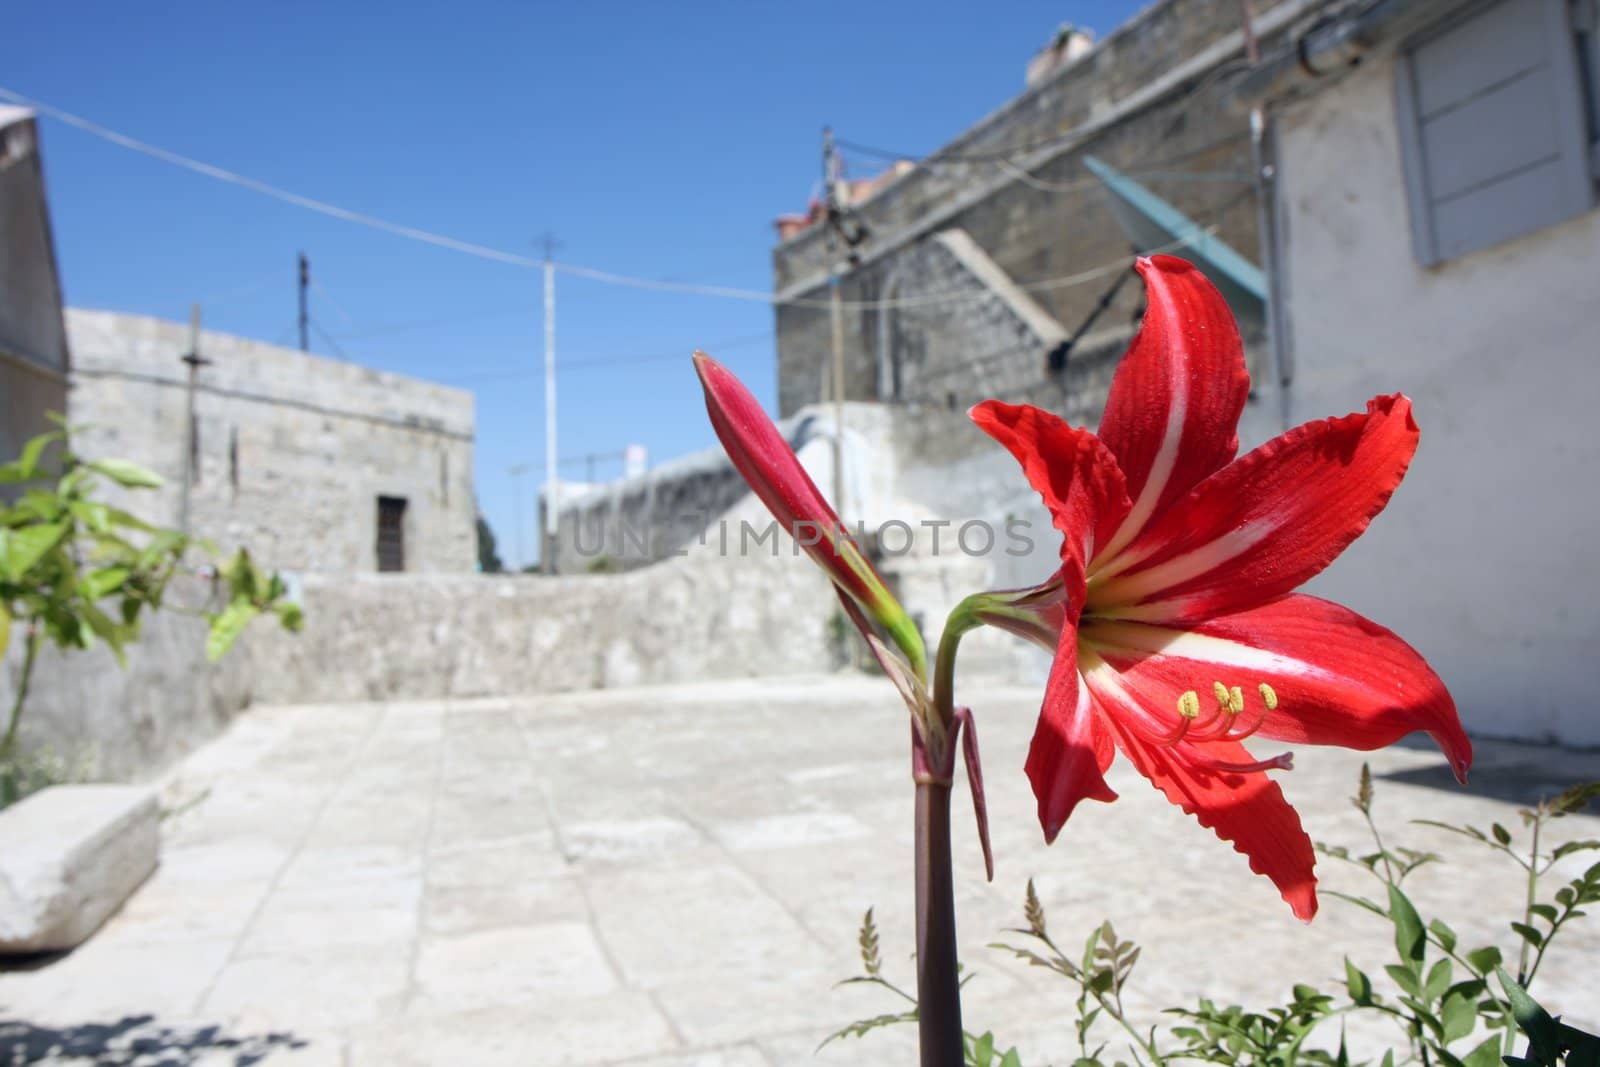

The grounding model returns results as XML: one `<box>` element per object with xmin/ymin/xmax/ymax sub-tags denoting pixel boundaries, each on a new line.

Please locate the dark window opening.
<box><xmin>377</xmin><ymin>496</ymin><xmax>407</xmax><ymax>573</ymax></box>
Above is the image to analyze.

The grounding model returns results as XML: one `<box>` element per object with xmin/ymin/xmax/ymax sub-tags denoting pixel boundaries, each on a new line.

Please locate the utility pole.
<box><xmin>178</xmin><ymin>303</ymin><xmax>212</xmax><ymax>538</ymax></box>
<box><xmin>821</xmin><ymin>128</ymin><xmax>848</xmax><ymax>519</ymax></box>
<box><xmin>508</xmin><ymin>463</ymin><xmax>530</xmax><ymax>570</ymax></box>
<box><xmin>539</xmin><ymin>233</ymin><xmax>561</xmax><ymax>575</ymax></box>
<box><xmin>1239</xmin><ymin>0</ymin><xmax>1291</xmax><ymax>430</ymax></box>
<box><xmin>297</xmin><ymin>252</ymin><xmax>310</xmax><ymax>353</ymax></box>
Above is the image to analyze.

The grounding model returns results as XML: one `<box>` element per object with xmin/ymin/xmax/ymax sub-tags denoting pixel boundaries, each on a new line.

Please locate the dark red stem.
<box><xmin>913</xmin><ymin>728</ymin><xmax>965</xmax><ymax>1066</ymax></box>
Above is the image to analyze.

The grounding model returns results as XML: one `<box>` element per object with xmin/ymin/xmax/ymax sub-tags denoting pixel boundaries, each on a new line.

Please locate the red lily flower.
<box><xmin>970</xmin><ymin>256</ymin><xmax>1471</xmax><ymax>920</ymax></box>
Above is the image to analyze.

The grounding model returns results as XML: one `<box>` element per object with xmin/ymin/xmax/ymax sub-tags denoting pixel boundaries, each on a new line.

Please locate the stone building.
<box><xmin>0</xmin><ymin>106</ymin><xmax>70</xmax><ymax>470</ymax></box>
<box><xmin>67</xmin><ymin>311</ymin><xmax>477</xmax><ymax>574</ymax></box>
<box><xmin>769</xmin><ymin>0</ymin><xmax>1296</xmax><ymax>443</ymax></box>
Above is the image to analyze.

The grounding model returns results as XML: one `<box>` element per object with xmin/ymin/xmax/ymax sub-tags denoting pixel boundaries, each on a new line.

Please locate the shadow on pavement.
<box><xmin>1380</xmin><ymin>735</ymin><xmax>1600</xmax><ymax>808</ymax></box>
<box><xmin>0</xmin><ymin>1015</ymin><xmax>305</xmax><ymax>1065</ymax></box>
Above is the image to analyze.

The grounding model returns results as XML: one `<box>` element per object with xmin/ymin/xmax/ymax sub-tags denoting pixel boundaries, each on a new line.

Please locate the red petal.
<box><xmin>1026</xmin><ymin>623</ymin><xmax>1119</xmax><ymax>843</ymax></box>
<box><xmin>1095</xmin><ymin>257</ymin><xmax>1251</xmax><ymax>559</ymax></box>
<box><xmin>1085</xmin><ymin>595</ymin><xmax>1470</xmax><ymax>783</ymax></box>
<box><xmin>1092</xmin><ymin>394</ymin><xmax>1420</xmax><ymax>623</ymax></box>
<box><xmin>1105</xmin><ymin>717</ymin><xmax>1318</xmax><ymax>920</ymax></box>
<box><xmin>969</xmin><ymin>401</ymin><xmax>1131</xmax><ymax>582</ymax></box>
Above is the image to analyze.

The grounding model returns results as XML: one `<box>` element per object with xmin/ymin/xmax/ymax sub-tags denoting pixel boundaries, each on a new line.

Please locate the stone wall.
<box><xmin>0</xmin><ymin>529</ymin><xmax>846</xmax><ymax>782</ymax></box>
<box><xmin>240</xmin><ymin>550</ymin><xmax>842</xmax><ymax>706</ymax></box>
<box><xmin>0</xmin><ymin>108</ymin><xmax>70</xmax><ymax>472</ymax></box>
<box><xmin>0</xmin><ymin>579</ymin><xmax>255</xmax><ymax>782</ymax></box>
<box><xmin>770</xmin><ymin>0</ymin><xmax>1304</xmax><ymax>433</ymax></box>
<box><xmin>550</xmin><ymin>403</ymin><xmax>902</xmax><ymax>575</ymax></box>
<box><xmin>65</xmin><ymin>310</ymin><xmax>476</xmax><ymax>574</ymax></box>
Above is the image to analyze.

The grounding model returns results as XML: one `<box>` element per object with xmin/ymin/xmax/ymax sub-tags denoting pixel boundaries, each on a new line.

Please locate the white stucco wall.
<box><xmin>1273</xmin><ymin>57</ymin><xmax>1600</xmax><ymax>746</ymax></box>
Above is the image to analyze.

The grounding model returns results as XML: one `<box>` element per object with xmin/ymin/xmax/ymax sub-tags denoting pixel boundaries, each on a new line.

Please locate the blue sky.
<box><xmin>11</xmin><ymin>2</ymin><xmax>1148</xmax><ymax>568</ymax></box>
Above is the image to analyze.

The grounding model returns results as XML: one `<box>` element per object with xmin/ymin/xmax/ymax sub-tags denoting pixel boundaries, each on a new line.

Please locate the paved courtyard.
<box><xmin>1</xmin><ymin>675</ymin><xmax>1596</xmax><ymax>1065</ymax></box>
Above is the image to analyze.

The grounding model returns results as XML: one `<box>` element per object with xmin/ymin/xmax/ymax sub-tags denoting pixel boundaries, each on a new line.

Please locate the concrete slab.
<box><xmin>0</xmin><ymin>676</ymin><xmax>1595</xmax><ymax>1066</ymax></box>
<box><xmin>0</xmin><ymin>785</ymin><xmax>159</xmax><ymax>954</ymax></box>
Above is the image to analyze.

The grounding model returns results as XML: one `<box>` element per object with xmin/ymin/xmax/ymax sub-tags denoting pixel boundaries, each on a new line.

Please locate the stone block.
<box><xmin>0</xmin><ymin>784</ymin><xmax>160</xmax><ymax>953</ymax></box>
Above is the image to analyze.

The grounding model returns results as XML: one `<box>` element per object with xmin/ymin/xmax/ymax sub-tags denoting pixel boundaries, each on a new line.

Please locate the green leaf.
<box><xmin>0</xmin><ymin>430</ymin><xmax>63</xmax><ymax>483</ymax></box>
<box><xmin>1553</xmin><ymin>840</ymin><xmax>1600</xmax><ymax>861</ymax></box>
<box><xmin>1385</xmin><ymin>963</ymin><xmax>1422</xmax><ymax>996</ymax></box>
<box><xmin>970</xmin><ymin>1031</ymin><xmax>995</xmax><ymax>1066</ymax></box>
<box><xmin>88</xmin><ymin>458</ymin><xmax>164</xmax><ymax>489</ymax></box>
<box><xmin>1389</xmin><ymin>883</ymin><xmax>1427</xmax><ymax>969</ymax></box>
<box><xmin>1460</xmin><ymin>1036</ymin><xmax>1502</xmax><ymax>1067</ymax></box>
<box><xmin>0</xmin><ymin>601</ymin><xmax>10</xmax><ymax>660</ymax></box>
<box><xmin>206</xmin><ymin>601</ymin><xmax>259</xmax><ymax>662</ymax></box>
<box><xmin>1509</xmin><ymin>921</ymin><xmax>1544</xmax><ymax>947</ymax></box>
<box><xmin>1496</xmin><ymin>968</ymin><xmax>1562</xmax><ymax>1064</ymax></box>
<box><xmin>1425</xmin><ymin>957</ymin><xmax>1454</xmax><ymax>1003</ymax></box>
<box><xmin>68</xmin><ymin>499</ymin><xmax>111</xmax><ymax>535</ymax></box>
<box><xmin>1492</xmin><ymin>823</ymin><xmax>1512</xmax><ymax>845</ymax></box>
<box><xmin>1548</xmin><ymin>782</ymin><xmax>1600</xmax><ymax>817</ymax></box>
<box><xmin>1441</xmin><ymin>989</ymin><xmax>1476</xmax><ymax>1042</ymax></box>
<box><xmin>1465</xmin><ymin>945</ymin><xmax>1502</xmax><ymax>974</ymax></box>
<box><xmin>1000</xmin><ymin>1051</ymin><xmax>1023</xmax><ymax>1067</ymax></box>
<box><xmin>1345</xmin><ymin>959</ymin><xmax>1374</xmax><ymax>1003</ymax></box>
<box><xmin>1429</xmin><ymin>919</ymin><xmax>1459</xmax><ymax>953</ymax></box>
<box><xmin>0</xmin><ymin>522</ymin><xmax>70</xmax><ymax>581</ymax></box>
<box><xmin>82</xmin><ymin>566</ymin><xmax>130</xmax><ymax>601</ymax></box>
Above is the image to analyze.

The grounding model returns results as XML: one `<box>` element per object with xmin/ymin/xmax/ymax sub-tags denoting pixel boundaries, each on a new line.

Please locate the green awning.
<box><xmin>1083</xmin><ymin>155</ymin><xmax>1266</xmax><ymax>321</ymax></box>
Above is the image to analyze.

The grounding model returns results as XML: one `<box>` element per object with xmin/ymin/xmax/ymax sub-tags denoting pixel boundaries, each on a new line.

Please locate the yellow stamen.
<box><xmin>1228</xmin><ymin>686</ymin><xmax>1244</xmax><ymax>714</ymax></box>
<box><xmin>1177</xmin><ymin>690</ymin><xmax>1201</xmax><ymax>719</ymax></box>
<box><xmin>1212</xmin><ymin>681</ymin><xmax>1230</xmax><ymax>708</ymax></box>
<box><xmin>1258</xmin><ymin>682</ymin><xmax>1279</xmax><ymax>710</ymax></box>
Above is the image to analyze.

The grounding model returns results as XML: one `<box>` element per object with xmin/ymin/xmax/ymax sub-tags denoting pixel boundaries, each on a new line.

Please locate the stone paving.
<box><xmin>1</xmin><ymin>675</ymin><xmax>1597</xmax><ymax>1065</ymax></box>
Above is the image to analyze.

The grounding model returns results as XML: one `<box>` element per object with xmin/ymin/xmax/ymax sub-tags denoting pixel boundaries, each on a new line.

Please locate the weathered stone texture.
<box><xmin>65</xmin><ymin>310</ymin><xmax>476</xmax><ymax>574</ymax></box>
<box><xmin>0</xmin><ymin>576</ymin><xmax>257</xmax><ymax>781</ymax></box>
<box><xmin>237</xmin><ymin>549</ymin><xmax>843</xmax><ymax>706</ymax></box>
<box><xmin>772</xmin><ymin>0</ymin><xmax>1287</xmax><ymax>432</ymax></box>
<box><xmin>0</xmin><ymin>108</ymin><xmax>70</xmax><ymax>475</ymax></box>
<box><xmin>0</xmin><ymin>784</ymin><xmax>159</xmax><ymax>953</ymax></box>
<box><xmin>551</xmin><ymin>403</ymin><xmax>899</xmax><ymax>575</ymax></box>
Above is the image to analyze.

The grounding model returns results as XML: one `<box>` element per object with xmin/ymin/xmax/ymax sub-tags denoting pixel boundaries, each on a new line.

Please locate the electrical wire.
<box><xmin>309</xmin><ymin>277</ymin><xmax>356</xmax><ymax>328</ymax></box>
<box><xmin>2</xmin><ymin>85</ymin><xmax>1244</xmax><ymax>316</ymax></box>
<box><xmin>309</xmin><ymin>319</ymin><xmax>349</xmax><ymax>360</ymax></box>
<box><xmin>439</xmin><ymin>331</ymin><xmax>775</xmax><ymax>385</ymax></box>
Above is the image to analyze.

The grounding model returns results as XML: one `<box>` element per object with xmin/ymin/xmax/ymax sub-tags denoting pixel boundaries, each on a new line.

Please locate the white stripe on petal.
<box><xmin>1097</xmin><ymin>351</ymin><xmax>1186</xmax><ymax>562</ymax></box>
<box><xmin>1092</xmin><ymin>520</ymin><xmax>1274</xmax><ymax>607</ymax></box>
<box><xmin>1084</xmin><ymin>621</ymin><xmax>1333</xmax><ymax>681</ymax></box>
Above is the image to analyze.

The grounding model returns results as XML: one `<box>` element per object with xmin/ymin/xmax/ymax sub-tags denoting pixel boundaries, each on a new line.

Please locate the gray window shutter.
<box><xmin>1395</xmin><ymin>0</ymin><xmax>1595</xmax><ymax>265</ymax></box>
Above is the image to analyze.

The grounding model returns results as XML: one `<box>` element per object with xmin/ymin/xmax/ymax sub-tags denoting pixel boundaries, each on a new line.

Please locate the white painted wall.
<box><xmin>1273</xmin><ymin>56</ymin><xmax>1600</xmax><ymax>746</ymax></box>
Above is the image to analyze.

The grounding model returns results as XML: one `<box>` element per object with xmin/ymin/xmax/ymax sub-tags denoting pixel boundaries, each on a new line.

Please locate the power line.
<box><xmin>309</xmin><ymin>277</ymin><xmax>357</xmax><ymax>328</ymax></box>
<box><xmin>330</xmin><ymin>306</ymin><xmax>532</xmax><ymax>341</ymax></box>
<box><xmin>439</xmin><ymin>331</ymin><xmax>774</xmax><ymax>384</ymax></box>
<box><xmin>309</xmin><ymin>319</ymin><xmax>349</xmax><ymax>360</ymax></box>
<box><xmin>2</xmin><ymin>85</ymin><xmax>1243</xmax><ymax>315</ymax></box>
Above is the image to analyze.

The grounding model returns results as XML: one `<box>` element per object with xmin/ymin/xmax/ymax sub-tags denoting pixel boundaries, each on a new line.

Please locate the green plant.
<box><xmin>835</xmin><ymin>769</ymin><xmax>1600</xmax><ymax>1066</ymax></box>
<box><xmin>0</xmin><ymin>425</ymin><xmax>301</xmax><ymax>801</ymax></box>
